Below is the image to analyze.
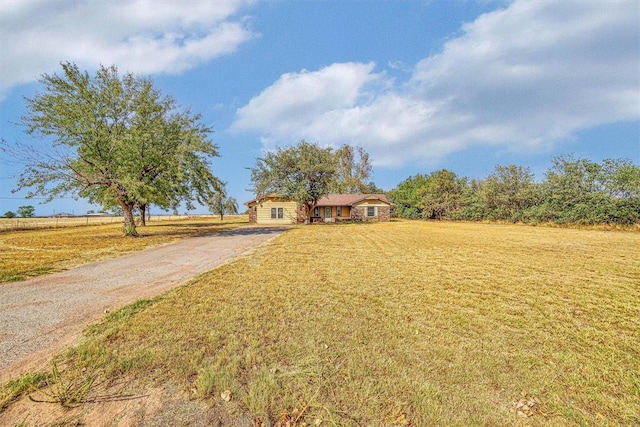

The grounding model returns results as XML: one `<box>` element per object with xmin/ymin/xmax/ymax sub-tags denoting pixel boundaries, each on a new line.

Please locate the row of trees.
<box><xmin>389</xmin><ymin>156</ymin><xmax>640</xmax><ymax>225</ymax></box>
<box><xmin>10</xmin><ymin>64</ymin><xmax>369</xmax><ymax>232</ymax></box>
<box><xmin>3</xmin><ymin>205</ymin><xmax>35</xmax><ymax>218</ymax></box>
<box><xmin>11</xmin><ymin>63</ymin><xmax>226</xmax><ymax>236</ymax></box>
<box><xmin>9</xmin><ymin>63</ymin><xmax>637</xmax><ymax>232</ymax></box>
<box><xmin>250</xmin><ymin>141</ymin><xmax>379</xmax><ymax>222</ymax></box>
<box><xmin>10</xmin><ymin>64</ymin><xmax>370</xmax><ymax>232</ymax></box>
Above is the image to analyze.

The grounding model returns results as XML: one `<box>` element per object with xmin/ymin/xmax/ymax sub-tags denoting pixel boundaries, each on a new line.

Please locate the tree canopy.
<box><xmin>208</xmin><ymin>182</ymin><xmax>239</xmax><ymax>220</ymax></box>
<box><xmin>388</xmin><ymin>156</ymin><xmax>640</xmax><ymax>225</ymax></box>
<box><xmin>331</xmin><ymin>145</ymin><xmax>376</xmax><ymax>194</ymax></box>
<box><xmin>250</xmin><ymin>140</ymin><xmax>336</xmax><ymax>222</ymax></box>
<box><xmin>16</xmin><ymin>63</ymin><xmax>221</xmax><ymax>235</ymax></box>
<box><xmin>418</xmin><ymin>169</ymin><xmax>467</xmax><ymax>220</ymax></box>
<box><xmin>249</xmin><ymin>141</ymin><xmax>379</xmax><ymax>222</ymax></box>
<box><xmin>17</xmin><ymin>205</ymin><xmax>36</xmax><ymax>218</ymax></box>
<box><xmin>387</xmin><ymin>174</ymin><xmax>430</xmax><ymax>219</ymax></box>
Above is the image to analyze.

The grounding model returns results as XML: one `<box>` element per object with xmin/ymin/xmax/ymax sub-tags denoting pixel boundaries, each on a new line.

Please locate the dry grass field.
<box><xmin>1</xmin><ymin>220</ymin><xmax>639</xmax><ymax>426</ymax></box>
<box><xmin>0</xmin><ymin>216</ymin><xmax>247</xmax><ymax>283</ymax></box>
<box><xmin>0</xmin><ymin>214</ymin><xmax>199</xmax><ymax>232</ymax></box>
<box><xmin>0</xmin><ymin>216</ymin><xmax>119</xmax><ymax>232</ymax></box>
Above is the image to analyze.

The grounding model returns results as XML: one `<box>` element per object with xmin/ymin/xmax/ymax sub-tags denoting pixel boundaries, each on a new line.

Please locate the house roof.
<box><xmin>246</xmin><ymin>193</ymin><xmax>391</xmax><ymax>207</ymax></box>
<box><xmin>244</xmin><ymin>194</ymin><xmax>282</xmax><ymax>206</ymax></box>
<box><xmin>316</xmin><ymin>194</ymin><xmax>391</xmax><ymax>207</ymax></box>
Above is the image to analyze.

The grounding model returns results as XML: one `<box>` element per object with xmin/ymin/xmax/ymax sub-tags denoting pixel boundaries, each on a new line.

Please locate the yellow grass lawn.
<box><xmin>0</xmin><ymin>216</ymin><xmax>247</xmax><ymax>283</ymax></box>
<box><xmin>2</xmin><ymin>220</ymin><xmax>639</xmax><ymax>426</ymax></box>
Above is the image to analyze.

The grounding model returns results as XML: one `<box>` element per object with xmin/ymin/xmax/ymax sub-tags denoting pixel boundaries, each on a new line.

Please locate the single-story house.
<box><xmin>246</xmin><ymin>194</ymin><xmax>392</xmax><ymax>224</ymax></box>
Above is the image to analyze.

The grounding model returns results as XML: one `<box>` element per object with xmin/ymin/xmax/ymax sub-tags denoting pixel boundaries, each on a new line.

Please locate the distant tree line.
<box><xmin>3</xmin><ymin>205</ymin><xmax>35</xmax><ymax>218</ymax></box>
<box><xmin>388</xmin><ymin>156</ymin><xmax>640</xmax><ymax>225</ymax></box>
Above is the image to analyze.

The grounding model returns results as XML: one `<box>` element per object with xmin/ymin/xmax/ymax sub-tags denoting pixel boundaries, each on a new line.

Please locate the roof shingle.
<box><xmin>316</xmin><ymin>194</ymin><xmax>390</xmax><ymax>206</ymax></box>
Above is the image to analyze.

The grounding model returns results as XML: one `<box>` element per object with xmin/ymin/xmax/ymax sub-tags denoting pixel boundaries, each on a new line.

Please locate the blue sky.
<box><xmin>1</xmin><ymin>0</ymin><xmax>638</xmax><ymax>216</ymax></box>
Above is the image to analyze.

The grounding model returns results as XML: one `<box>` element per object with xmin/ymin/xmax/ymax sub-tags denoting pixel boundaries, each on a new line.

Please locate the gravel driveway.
<box><xmin>0</xmin><ymin>226</ymin><xmax>287</xmax><ymax>382</ymax></box>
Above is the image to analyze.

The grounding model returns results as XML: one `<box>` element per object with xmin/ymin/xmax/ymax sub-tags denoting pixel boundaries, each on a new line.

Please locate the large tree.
<box><xmin>17</xmin><ymin>205</ymin><xmax>35</xmax><ymax>218</ymax></box>
<box><xmin>208</xmin><ymin>182</ymin><xmax>239</xmax><ymax>220</ymax></box>
<box><xmin>331</xmin><ymin>144</ymin><xmax>376</xmax><ymax>193</ymax></box>
<box><xmin>387</xmin><ymin>174</ymin><xmax>430</xmax><ymax>219</ymax></box>
<box><xmin>388</xmin><ymin>170</ymin><xmax>467</xmax><ymax>220</ymax></box>
<box><xmin>16</xmin><ymin>63</ymin><xmax>220</xmax><ymax>236</ymax></box>
<box><xmin>479</xmin><ymin>165</ymin><xmax>538</xmax><ymax>221</ymax></box>
<box><xmin>250</xmin><ymin>140</ymin><xmax>337</xmax><ymax>223</ymax></box>
<box><xmin>541</xmin><ymin>155</ymin><xmax>640</xmax><ymax>224</ymax></box>
<box><xmin>599</xmin><ymin>158</ymin><xmax>640</xmax><ymax>199</ymax></box>
<box><xmin>418</xmin><ymin>169</ymin><xmax>467</xmax><ymax>220</ymax></box>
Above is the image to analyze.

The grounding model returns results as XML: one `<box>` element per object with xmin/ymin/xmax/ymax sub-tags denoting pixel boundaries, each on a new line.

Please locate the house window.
<box><xmin>314</xmin><ymin>207</ymin><xmax>319</xmax><ymax>217</ymax></box>
<box><xmin>278</xmin><ymin>207</ymin><xmax>284</xmax><ymax>219</ymax></box>
<box><xmin>367</xmin><ymin>206</ymin><xmax>375</xmax><ymax>217</ymax></box>
<box><xmin>271</xmin><ymin>207</ymin><xmax>277</xmax><ymax>219</ymax></box>
<box><xmin>271</xmin><ymin>207</ymin><xmax>284</xmax><ymax>219</ymax></box>
<box><xmin>337</xmin><ymin>206</ymin><xmax>342</xmax><ymax>217</ymax></box>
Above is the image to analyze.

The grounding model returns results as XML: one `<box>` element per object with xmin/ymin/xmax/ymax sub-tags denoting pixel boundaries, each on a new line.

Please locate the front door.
<box><xmin>324</xmin><ymin>207</ymin><xmax>332</xmax><ymax>219</ymax></box>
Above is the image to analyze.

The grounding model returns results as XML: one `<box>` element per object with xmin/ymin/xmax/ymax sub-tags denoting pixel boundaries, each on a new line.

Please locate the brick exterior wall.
<box><xmin>248</xmin><ymin>206</ymin><xmax>257</xmax><ymax>223</ymax></box>
<box><xmin>351</xmin><ymin>207</ymin><xmax>365</xmax><ymax>221</ymax></box>
<box><xmin>350</xmin><ymin>205</ymin><xmax>390</xmax><ymax>222</ymax></box>
<box><xmin>249</xmin><ymin>196</ymin><xmax>391</xmax><ymax>224</ymax></box>
<box><xmin>378</xmin><ymin>206</ymin><xmax>391</xmax><ymax>221</ymax></box>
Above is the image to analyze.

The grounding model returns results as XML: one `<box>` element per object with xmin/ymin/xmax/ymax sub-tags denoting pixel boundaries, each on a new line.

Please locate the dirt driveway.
<box><xmin>0</xmin><ymin>226</ymin><xmax>288</xmax><ymax>383</ymax></box>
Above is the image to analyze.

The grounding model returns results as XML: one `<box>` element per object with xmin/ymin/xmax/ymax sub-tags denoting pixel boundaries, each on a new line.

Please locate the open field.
<box><xmin>1</xmin><ymin>221</ymin><xmax>639</xmax><ymax>426</ymax></box>
<box><xmin>0</xmin><ymin>214</ymin><xmax>217</xmax><ymax>232</ymax></box>
<box><xmin>0</xmin><ymin>215</ymin><xmax>248</xmax><ymax>283</ymax></box>
<box><xmin>0</xmin><ymin>215</ymin><xmax>125</xmax><ymax>232</ymax></box>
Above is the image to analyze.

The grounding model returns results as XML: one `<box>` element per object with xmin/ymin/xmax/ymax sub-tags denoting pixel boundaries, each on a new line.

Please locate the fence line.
<box><xmin>0</xmin><ymin>215</ymin><xmax>214</xmax><ymax>232</ymax></box>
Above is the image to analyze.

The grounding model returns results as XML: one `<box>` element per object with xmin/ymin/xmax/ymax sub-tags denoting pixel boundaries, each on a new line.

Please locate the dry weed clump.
<box><xmin>3</xmin><ymin>220</ymin><xmax>639</xmax><ymax>426</ymax></box>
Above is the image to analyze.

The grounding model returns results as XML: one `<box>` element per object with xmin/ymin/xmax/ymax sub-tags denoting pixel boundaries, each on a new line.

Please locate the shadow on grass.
<box><xmin>102</xmin><ymin>221</ymin><xmax>246</xmax><ymax>239</ymax></box>
<box><xmin>151</xmin><ymin>222</ymin><xmax>226</xmax><ymax>228</ymax></box>
<box><xmin>215</xmin><ymin>226</ymin><xmax>291</xmax><ymax>237</ymax></box>
<box><xmin>135</xmin><ymin>223</ymin><xmax>288</xmax><ymax>240</ymax></box>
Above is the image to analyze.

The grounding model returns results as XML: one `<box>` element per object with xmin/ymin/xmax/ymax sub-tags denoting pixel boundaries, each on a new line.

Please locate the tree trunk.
<box><xmin>139</xmin><ymin>204</ymin><xmax>147</xmax><ymax>227</ymax></box>
<box><xmin>305</xmin><ymin>201</ymin><xmax>315</xmax><ymax>224</ymax></box>
<box><xmin>121</xmin><ymin>202</ymin><xmax>139</xmax><ymax>237</ymax></box>
<box><xmin>220</xmin><ymin>213</ymin><xmax>224</xmax><ymax>220</ymax></box>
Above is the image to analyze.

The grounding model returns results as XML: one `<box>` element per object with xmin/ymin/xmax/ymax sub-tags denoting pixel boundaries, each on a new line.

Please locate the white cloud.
<box><xmin>232</xmin><ymin>62</ymin><xmax>383</xmax><ymax>149</ymax></box>
<box><xmin>0</xmin><ymin>0</ymin><xmax>255</xmax><ymax>99</ymax></box>
<box><xmin>232</xmin><ymin>0</ymin><xmax>639</xmax><ymax>168</ymax></box>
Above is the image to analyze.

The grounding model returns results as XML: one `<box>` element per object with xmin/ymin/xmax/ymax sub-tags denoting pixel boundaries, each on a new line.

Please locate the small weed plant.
<box><xmin>29</xmin><ymin>359</ymin><xmax>96</xmax><ymax>408</ymax></box>
<box><xmin>0</xmin><ymin>372</ymin><xmax>48</xmax><ymax>413</ymax></box>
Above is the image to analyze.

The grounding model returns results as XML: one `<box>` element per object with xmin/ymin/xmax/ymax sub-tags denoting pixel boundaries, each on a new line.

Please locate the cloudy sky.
<box><xmin>1</xmin><ymin>0</ymin><xmax>638</xmax><ymax>215</ymax></box>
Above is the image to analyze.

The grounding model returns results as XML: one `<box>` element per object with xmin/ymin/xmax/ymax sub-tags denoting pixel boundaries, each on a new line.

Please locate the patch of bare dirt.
<box><xmin>1</xmin><ymin>380</ymin><xmax>253</xmax><ymax>426</ymax></box>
